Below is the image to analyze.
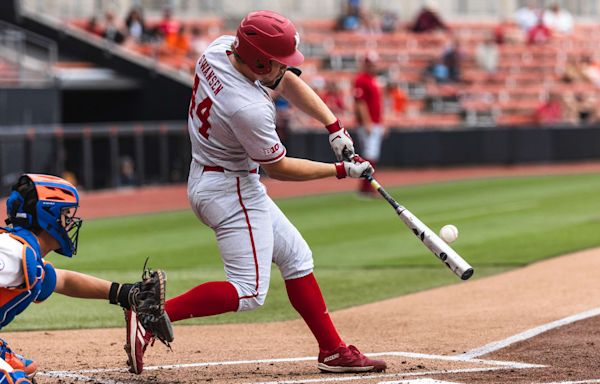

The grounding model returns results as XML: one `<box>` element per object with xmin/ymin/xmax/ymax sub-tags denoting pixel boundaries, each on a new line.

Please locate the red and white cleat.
<box><xmin>318</xmin><ymin>345</ymin><xmax>387</xmax><ymax>373</ymax></box>
<box><xmin>124</xmin><ymin>309</ymin><xmax>154</xmax><ymax>374</ymax></box>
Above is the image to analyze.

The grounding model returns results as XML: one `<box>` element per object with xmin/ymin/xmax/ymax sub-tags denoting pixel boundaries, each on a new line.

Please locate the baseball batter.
<box><xmin>0</xmin><ymin>174</ymin><xmax>169</xmax><ymax>382</ymax></box>
<box><xmin>126</xmin><ymin>10</ymin><xmax>387</xmax><ymax>374</ymax></box>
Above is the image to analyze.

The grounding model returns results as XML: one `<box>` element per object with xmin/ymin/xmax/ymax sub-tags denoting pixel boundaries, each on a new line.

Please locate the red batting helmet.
<box><xmin>234</xmin><ymin>10</ymin><xmax>304</xmax><ymax>75</ymax></box>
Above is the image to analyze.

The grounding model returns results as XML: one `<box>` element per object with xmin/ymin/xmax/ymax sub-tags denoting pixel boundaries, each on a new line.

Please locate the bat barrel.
<box><xmin>366</xmin><ymin>174</ymin><xmax>474</xmax><ymax>280</ymax></box>
<box><xmin>399</xmin><ymin>209</ymin><xmax>475</xmax><ymax>280</ymax></box>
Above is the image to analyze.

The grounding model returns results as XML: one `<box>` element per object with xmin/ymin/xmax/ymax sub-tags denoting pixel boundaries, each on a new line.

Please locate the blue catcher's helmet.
<box><xmin>5</xmin><ymin>174</ymin><xmax>82</xmax><ymax>257</ymax></box>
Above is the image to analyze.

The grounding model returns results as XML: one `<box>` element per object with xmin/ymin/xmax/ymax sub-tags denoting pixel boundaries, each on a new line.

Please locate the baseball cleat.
<box><xmin>317</xmin><ymin>345</ymin><xmax>387</xmax><ymax>373</ymax></box>
<box><xmin>124</xmin><ymin>309</ymin><xmax>154</xmax><ymax>374</ymax></box>
<box><xmin>0</xmin><ymin>338</ymin><xmax>37</xmax><ymax>376</ymax></box>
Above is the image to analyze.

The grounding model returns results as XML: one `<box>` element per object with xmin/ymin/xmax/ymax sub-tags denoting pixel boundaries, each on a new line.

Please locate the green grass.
<box><xmin>6</xmin><ymin>173</ymin><xmax>600</xmax><ymax>331</ymax></box>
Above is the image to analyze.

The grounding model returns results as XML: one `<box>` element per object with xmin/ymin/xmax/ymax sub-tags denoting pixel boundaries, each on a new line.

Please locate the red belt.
<box><xmin>203</xmin><ymin>165</ymin><xmax>257</xmax><ymax>174</ymax></box>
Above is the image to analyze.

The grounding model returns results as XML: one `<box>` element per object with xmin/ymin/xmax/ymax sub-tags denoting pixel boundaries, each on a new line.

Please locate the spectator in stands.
<box><xmin>102</xmin><ymin>11</ymin><xmax>125</xmax><ymax>44</ymax></box>
<box><xmin>514</xmin><ymin>0</ymin><xmax>540</xmax><ymax>32</ymax></box>
<box><xmin>386</xmin><ymin>82</ymin><xmax>408</xmax><ymax>116</ymax></box>
<box><xmin>125</xmin><ymin>7</ymin><xmax>147</xmax><ymax>43</ymax></box>
<box><xmin>321</xmin><ymin>80</ymin><xmax>347</xmax><ymax>115</ymax></box>
<box><xmin>165</xmin><ymin>25</ymin><xmax>190</xmax><ymax>56</ymax></box>
<box><xmin>534</xmin><ymin>92</ymin><xmax>566</xmax><ymax>125</ymax></box>
<box><xmin>337</xmin><ymin>0</ymin><xmax>362</xmax><ymax>31</ymax></box>
<box><xmin>347</xmin><ymin>0</ymin><xmax>361</xmax><ymax>15</ymax></box>
<box><xmin>494</xmin><ymin>18</ymin><xmax>521</xmax><ymax>45</ymax></box>
<box><xmin>575</xmin><ymin>93</ymin><xmax>599</xmax><ymax>124</ymax></box>
<box><xmin>560</xmin><ymin>56</ymin><xmax>587</xmax><ymax>83</ymax></box>
<box><xmin>380</xmin><ymin>10</ymin><xmax>398</xmax><ymax>33</ymax></box>
<box><xmin>543</xmin><ymin>3</ymin><xmax>573</xmax><ymax>34</ymax></box>
<box><xmin>353</xmin><ymin>52</ymin><xmax>384</xmax><ymax>197</ymax></box>
<box><xmin>423</xmin><ymin>58</ymin><xmax>449</xmax><ymax>84</ymax></box>
<box><xmin>410</xmin><ymin>1</ymin><xmax>449</xmax><ymax>34</ymax></box>
<box><xmin>158</xmin><ymin>7</ymin><xmax>180</xmax><ymax>41</ymax></box>
<box><xmin>561</xmin><ymin>91</ymin><xmax>580</xmax><ymax>125</ymax></box>
<box><xmin>475</xmin><ymin>32</ymin><xmax>499</xmax><ymax>76</ymax></box>
<box><xmin>442</xmin><ymin>38</ymin><xmax>462</xmax><ymax>82</ymax></box>
<box><xmin>580</xmin><ymin>56</ymin><xmax>600</xmax><ymax>87</ymax></box>
<box><xmin>527</xmin><ymin>16</ymin><xmax>552</xmax><ymax>45</ymax></box>
<box><xmin>117</xmin><ymin>156</ymin><xmax>136</xmax><ymax>187</ymax></box>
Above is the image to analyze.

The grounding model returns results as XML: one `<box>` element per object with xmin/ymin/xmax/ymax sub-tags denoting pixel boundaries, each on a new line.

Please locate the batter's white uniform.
<box><xmin>187</xmin><ymin>36</ymin><xmax>313</xmax><ymax>312</ymax></box>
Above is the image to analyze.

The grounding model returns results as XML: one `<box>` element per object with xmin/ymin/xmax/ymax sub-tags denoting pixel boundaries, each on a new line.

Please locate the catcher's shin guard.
<box><xmin>0</xmin><ymin>367</ymin><xmax>33</xmax><ymax>384</ymax></box>
<box><xmin>0</xmin><ymin>339</ymin><xmax>36</xmax><ymax>376</ymax></box>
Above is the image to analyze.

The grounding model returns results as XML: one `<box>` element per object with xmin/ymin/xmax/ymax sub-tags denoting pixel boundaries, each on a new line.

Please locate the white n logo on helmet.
<box><xmin>294</xmin><ymin>32</ymin><xmax>300</xmax><ymax>49</ymax></box>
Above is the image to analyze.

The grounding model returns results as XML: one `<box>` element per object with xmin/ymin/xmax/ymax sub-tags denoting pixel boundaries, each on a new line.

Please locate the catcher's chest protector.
<box><xmin>0</xmin><ymin>227</ymin><xmax>57</xmax><ymax>329</ymax></box>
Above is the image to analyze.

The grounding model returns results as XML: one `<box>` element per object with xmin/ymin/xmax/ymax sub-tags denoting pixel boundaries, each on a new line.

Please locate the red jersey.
<box><xmin>354</xmin><ymin>72</ymin><xmax>382</xmax><ymax>124</ymax></box>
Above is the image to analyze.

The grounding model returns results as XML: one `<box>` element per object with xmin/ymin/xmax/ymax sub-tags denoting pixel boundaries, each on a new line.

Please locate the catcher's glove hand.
<box><xmin>129</xmin><ymin>260</ymin><xmax>174</xmax><ymax>346</ymax></box>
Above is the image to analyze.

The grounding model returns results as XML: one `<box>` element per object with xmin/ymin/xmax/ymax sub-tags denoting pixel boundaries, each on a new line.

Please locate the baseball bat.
<box><xmin>341</xmin><ymin>150</ymin><xmax>474</xmax><ymax>279</ymax></box>
<box><xmin>365</xmin><ymin>174</ymin><xmax>473</xmax><ymax>280</ymax></box>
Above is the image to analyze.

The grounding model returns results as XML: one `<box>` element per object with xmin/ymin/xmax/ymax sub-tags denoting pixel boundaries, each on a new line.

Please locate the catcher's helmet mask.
<box><xmin>6</xmin><ymin>174</ymin><xmax>82</xmax><ymax>257</ymax></box>
<box><xmin>233</xmin><ymin>10</ymin><xmax>304</xmax><ymax>75</ymax></box>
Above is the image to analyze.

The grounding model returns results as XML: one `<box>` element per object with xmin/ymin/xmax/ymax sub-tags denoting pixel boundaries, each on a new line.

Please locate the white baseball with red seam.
<box><xmin>439</xmin><ymin>224</ymin><xmax>458</xmax><ymax>243</ymax></box>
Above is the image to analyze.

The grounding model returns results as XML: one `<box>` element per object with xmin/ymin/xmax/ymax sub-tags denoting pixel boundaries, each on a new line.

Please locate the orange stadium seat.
<box><xmin>63</xmin><ymin>15</ymin><xmax>600</xmax><ymax>129</ymax></box>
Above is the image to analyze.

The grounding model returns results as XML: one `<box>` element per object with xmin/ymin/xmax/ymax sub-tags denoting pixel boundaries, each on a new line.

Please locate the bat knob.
<box><xmin>461</xmin><ymin>268</ymin><xmax>474</xmax><ymax>280</ymax></box>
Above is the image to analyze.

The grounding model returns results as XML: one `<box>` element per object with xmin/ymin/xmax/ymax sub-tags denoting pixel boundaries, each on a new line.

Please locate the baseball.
<box><xmin>439</xmin><ymin>224</ymin><xmax>459</xmax><ymax>243</ymax></box>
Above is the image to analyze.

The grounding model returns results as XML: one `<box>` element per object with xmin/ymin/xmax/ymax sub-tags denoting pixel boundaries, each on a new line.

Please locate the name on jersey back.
<box><xmin>199</xmin><ymin>55</ymin><xmax>224</xmax><ymax>96</ymax></box>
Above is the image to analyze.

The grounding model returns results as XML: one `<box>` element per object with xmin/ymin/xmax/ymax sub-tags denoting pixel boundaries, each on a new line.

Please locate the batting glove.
<box><xmin>335</xmin><ymin>154</ymin><xmax>374</xmax><ymax>179</ymax></box>
<box><xmin>327</xmin><ymin>120</ymin><xmax>355</xmax><ymax>161</ymax></box>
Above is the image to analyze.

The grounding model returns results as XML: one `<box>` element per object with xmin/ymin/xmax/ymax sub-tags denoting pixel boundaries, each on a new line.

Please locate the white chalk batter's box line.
<box><xmin>37</xmin><ymin>306</ymin><xmax>600</xmax><ymax>384</ymax></box>
<box><xmin>38</xmin><ymin>351</ymin><xmax>542</xmax><ymax>384</ymax></box>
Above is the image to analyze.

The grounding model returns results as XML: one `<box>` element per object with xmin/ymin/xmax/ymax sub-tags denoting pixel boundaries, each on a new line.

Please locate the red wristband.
<box><xmin>326</xmin><ymin>119</ymin><xmax>343</xmax><ymax>134</ymax></box>
<box><xmin>335</xmin><ymin>162</ymin><xmax>346</xmax><ymax>179</ymax></box>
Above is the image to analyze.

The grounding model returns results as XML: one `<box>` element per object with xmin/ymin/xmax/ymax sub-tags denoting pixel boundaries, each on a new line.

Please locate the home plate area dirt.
<box><xmin>34</xmin><ymin>315</ymin><xmax>600</xmax><ymax>384</ymax></box>
<box><xmin>18</xmin><ymin>246</ymin><xmax>600</xmax><ymax>384</ymax></box>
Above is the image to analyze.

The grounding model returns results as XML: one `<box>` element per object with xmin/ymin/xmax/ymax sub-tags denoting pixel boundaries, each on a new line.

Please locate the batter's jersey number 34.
<box><xmin>189</xmin><ymin>77</ymin><xmax>213</xmax><ymax>139</ymax></box>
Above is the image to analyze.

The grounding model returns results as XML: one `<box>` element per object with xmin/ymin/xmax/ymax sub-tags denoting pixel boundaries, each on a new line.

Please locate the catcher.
<box><xmin>0</xmin><ymin>174</ymin><xmax>173</xmax><ymax>383</ymax></box>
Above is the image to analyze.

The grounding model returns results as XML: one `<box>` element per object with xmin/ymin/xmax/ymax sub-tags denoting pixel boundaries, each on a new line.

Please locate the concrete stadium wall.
<box><xmin>2</xmin><ymin>123</ymin><xmax>599</xmax><ymax>193</ymax></box>
<box><xmin>287</xmin><ymin>126</ymin><xmax>600</xmax><ymax>166</ymax></box>
<box><xmin>0</xmin><ymin>87</ymin><xmax>60</xmax><ymax>125</ymax></box>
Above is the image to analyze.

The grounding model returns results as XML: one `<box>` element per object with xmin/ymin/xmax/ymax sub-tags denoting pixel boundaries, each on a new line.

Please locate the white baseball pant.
<box><xmin>187</xmin><ymin>162</ymin><xmax>314</xmax><ymax>312</ymax></box>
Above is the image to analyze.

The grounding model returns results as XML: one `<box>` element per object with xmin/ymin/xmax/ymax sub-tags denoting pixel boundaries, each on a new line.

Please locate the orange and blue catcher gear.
<box><xmin>5</xmin><ymin>174</ymin><xmax>82</xmax><ymax>257</ymax></box>
<box><xmin>0</xmin><ymin>226</ymin><xmax>57</xmax><ymax>329</ymax></box>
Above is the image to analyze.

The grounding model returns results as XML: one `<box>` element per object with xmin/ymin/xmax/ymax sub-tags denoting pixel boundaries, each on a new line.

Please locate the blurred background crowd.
<box><xmin>1</xmin><ymin>0</ymin><xmax>600</xmax><ymax>191</ymax></box>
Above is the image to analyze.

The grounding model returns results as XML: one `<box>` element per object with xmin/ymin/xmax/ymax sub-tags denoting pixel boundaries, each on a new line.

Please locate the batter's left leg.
<box><xmin>268</xmin><ymin>198</ymin><xmax>344</xmax><ymax>352</ymax></box>
<box><xmin>268</xmin><ymin>198</ymin><xmax>387</xmax><ymax>373</ymax></box>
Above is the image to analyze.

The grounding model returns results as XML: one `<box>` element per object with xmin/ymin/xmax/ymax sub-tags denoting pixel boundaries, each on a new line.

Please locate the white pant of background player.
<box><xmin>357</xmin><ymin>124</ymin><xmax>384</xmax><ymax>162</ymax></box>
<box><xmin>188</xmin><ymin>162</ymin><xmax>314</xmax><ymax>311</ymax></box>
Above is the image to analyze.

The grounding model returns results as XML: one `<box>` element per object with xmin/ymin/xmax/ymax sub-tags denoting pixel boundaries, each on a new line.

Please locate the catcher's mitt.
<box><xmin>129</xmin><ymin>260</ymin><xmax>174</xmax><ymax>346</ymax></box>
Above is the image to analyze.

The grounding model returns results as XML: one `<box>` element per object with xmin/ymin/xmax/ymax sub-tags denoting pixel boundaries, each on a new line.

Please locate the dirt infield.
<box><xmin>5</xmin><ymin>247</ymin><xmax>599</xmax><ymax>384</ymax></box>
<box><xmin>3</xmin><ymin>162</ymin><xmax>600</xmax><ymax>383</ymax></box>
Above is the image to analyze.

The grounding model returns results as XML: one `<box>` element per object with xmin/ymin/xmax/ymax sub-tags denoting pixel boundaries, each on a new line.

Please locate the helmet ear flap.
<box><xmin>5</xmin><ymin>191</ymin><xmax>34</xmax><ymax>227</ymax></box>
<box><xmin>5</xmin><ymin>175</ymin><xmax>37</xmax><ymax>228</ymax></box>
